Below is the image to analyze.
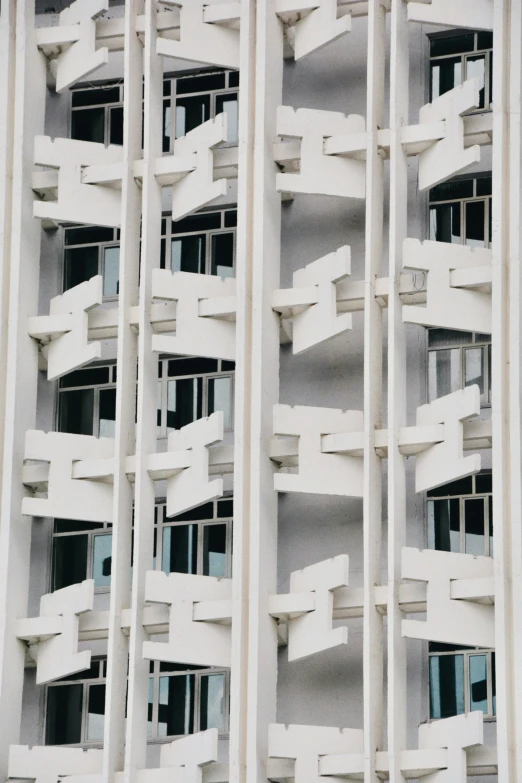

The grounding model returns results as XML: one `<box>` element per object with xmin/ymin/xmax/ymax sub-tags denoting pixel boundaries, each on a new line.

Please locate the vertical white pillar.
<box><xmin>241</xmin><ymin>3</ymin><xmax>283</xmax><ymax>781</ymax></box>
<box><xmin>363</xmin><ymin>2</ymin><xmax>386</xmax><ymax>779</ymax></box>
<box><xmin>229</xmin><ymin>2</ymin><xmax>256</xmax><ymax>783</ymax></box>
<box><xmin>103</xmin><ymin>1</ymin><xmax>144</xmax><ymax>779</ymax></box>
<box><xmin>0</xmin><ymin>0</ymin><xmax>46</xmax><ymax>775</ymax></box>
<box><xmin>387</xmin><ymin>2</ymin><xmax>409</xmax><ymax>781</ymax></box>
<box><xmin>492</xmin><ymin>0</ymin><xmax>522</xmax><ymax>778</ymax></box>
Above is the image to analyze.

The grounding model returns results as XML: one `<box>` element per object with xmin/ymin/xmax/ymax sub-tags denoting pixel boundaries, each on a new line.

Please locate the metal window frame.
<box><xmin>62</xmin><ymin>228</ymin><xmax>120</xmax><ymax>301</ymax></box>
<box><xmin>427</xmin><ymin>334</ymin><xmax>492</xmax><ymax>407</ymax></box>
<box><xmin>161</xmin><ymin>207</ymin><xmax>237</xmax><ymax>276</ymax></box>
<box><xmin>427</xmin><ymin>473</ymin><xmax>493</xmax><ymax>557</ymax></box>
<box><xmin>429</xmin><ymin>31</ymin><xmax>493</xmax><ymax>111</ymax></box>
<box><xmin>57</xmin><ymin>364</ymin><xmax>117</xmax><ymax>437</ymax></box>
<box><xmin>428</xmin><ymin>647</ymin><xmax>496</xmax><ymax>721</ymax></box>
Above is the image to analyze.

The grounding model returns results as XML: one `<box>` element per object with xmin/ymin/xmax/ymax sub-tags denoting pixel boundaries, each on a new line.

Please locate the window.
<box><xmin>64</xmin><ymin>225</ymin><xmax>120</xmax><ymax>298</ymax></box>
<box><xmin>160</xmin><ymin>208</ymin><xmax>236</xmax><ymax>277</ymax></box>
<box><xmin>58</xmin><ymin>365</ymin><xmax>117</xmax><ymax>437</ymax></box>
<box><xmin>429</xmin><ymin>176</ymin><xmax>492</xmax><ymax>248</ymax></box>
<box><xmin>429</xmin><ymin>31</ymin><xmax>493</xmax><ymax>111</ymax></box>
<box><xmin>427</xmin><ymin>472</ymin><xmax>493</xmax><ymax>557</ymax></box>
<box><xmin>71</xmin><ymin>84</ymin><xmax>124</xmax><ymax>145</ymax></box>
<box><xmin>157</xmin><ymin>357</ymin><xmax>235</xmax><ymax>436</ymax></box>
<box><xmin>45</xmin><ymin>658</ymin><xmax>229</xmax><ymax>746</ymax></box>
<box><xmin>427</xmin><ymin>329</ymin><xmax>491</xmax><ymax>406</ymax></box>
<box><xmin>51</xmin><ymin>498</ymin><xmax>233</xmax><ymax>592</ymax></box>
<box><xmin>70</xmin><ymin>70</ymin><xmax>239</xmax><ymax>150</ymax></box>
<box><xmin>429</xmin><ymin>643</ymin><xmax>496</xmax><ymax>720</ymax></box>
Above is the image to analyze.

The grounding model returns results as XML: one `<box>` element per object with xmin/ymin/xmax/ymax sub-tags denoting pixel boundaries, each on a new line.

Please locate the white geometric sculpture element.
<box><xmin>273</xmin><ymin>405</ymin><xmax>364</xmax><ymax>497</ymax></box>
<box><xmin>268</xmin><ymin>723</ymin><xmax>364</xmax><ymax>783</ymax></box>
<box><xmin>143</xmin><ymin>571</ymin><xmax>232</xmax><ymax>667</ymax></box>
<box><xmin>407</xmin><ymin>0</ymin><xmax>493</xmax><ymax>31</ymax></box>
<box><xmin>160</xmin><ymin>730</ymin><xmax>219</xmax><ymax>783</ymax></box>
<box><xmin>270</xmin><ymin>556</ymin><xmax>349</xmax><ymax>661</ymax></box>
<box><xmin>22</xmin><ymin>430</ymin><xmax>114</xmax><ymax>523</ymax></box>
<box><xmin>17</xmin><ymin>580</ymin><xmax>94</xmax><ymax>685</ymax></box>
<box><xmin>417</xmin><ymin>79</ymin><xmax>481</xmax><ymax>191</ymax></box>
<box><xmin>417</xmin><ymin>712</ymin><xmax>484</xmax><ymax>783</ymax></box>
<box><xmin>8</xmin><ymin>745</ymin><xmax>103</xmax><ymax>781</ymax></box>
<box><xmin>28</xmin><ymin>276</ymin><xmax>103</xmax><ymax>381</ymax></box>
<box><xmin>53</xmin><ymin>0</ymin><xmax>110</xmax><ymax>93</ymax></box>
<box><xmin>402</xmin><ymin>239</ymin><xmax>492</xmax><ymax>333</ymax></box>
<box><xmin>164</xmin><ymin>412</ymin><xmax>224</xmax><ymax>518</ymax></box>
<box><xmin>276</xmin><ymin>107</ymin><xmax>366</xmax><ymax>199</ymax></box>
<box><xmin>402</xmin><ymin>548</ymin><xmax>495</xmax><ymax>648</ymax></box>
<box><xmin>275</xmin><ymin>1</ymin><xmax>351</xmax><ymax>60</ymax></box>
<box><xmin>34</xmin><ymin>137</ymin><xmax>122</xmax><ymax>227</ymax></box>
<box><xmin>151</xmin><ymin>270</ymin><xmax>236</xmax><ymax>361</ymax></box>
<box><xmin>414</xmin><ymin>386</ymin><xmax>481</xmax><ymax>493</ymax></box>
<box><xmin>171</xmin><ymin>114</ymin><xmax>229</xmax><ymax>221</ymax></box>
<box><xmin>157</xmin><ymin>1</ymin><xmax>240</xmax><ymax>69</ymax></box>
<box><xmin>276</xmin><ymin>246</ymin><xmax>352</xmax><ymax>353</ymax></box>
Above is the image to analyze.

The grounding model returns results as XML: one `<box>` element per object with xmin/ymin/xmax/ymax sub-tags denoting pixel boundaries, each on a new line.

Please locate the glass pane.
<box><xmin>175</xmin><ymin>95</ymin><xmax>210</xmax><ymax>138</ymax></box>
<box><xmin>211</xmin><ymin>233</ymin><xmax>234</xmax><ymax>278</ymax></box>
<box><xmin>171</xmin><ymin>213</ymin><xmax>221</xmax><ymax>234</ymax></box>
<box><xmin>466</xmin><ymin>55</ymin><xmax>486</xmax><ymax>108</ymax></box>
<box><xmin>171</xmin><ymin>235</ymin><xmax>206</xmax><ymax>274</ymax></box>
<box><xmin>148</xmin><ymin>677</ymin><xmax>154</xmax><ymax>737</ymax></box>
<box><xmin>203</xmin><ymin>524</ymin><xmax>227</xmax><ymax>577</ymax></box>
<box><xmin>465</xmin><ymin>200</ymin><xmax>486</xmax><ymax>247</ymax></box>
<box><xmin>200</xmin><ymin>673</ymin><xmax>226</xmax><ymax>731</ymax></box>
<box><xmin>64</xmin><ymin>246</ymin><xmax>99</xmax><ymax>292</ymax></box>
<box><xmin>428</xmin><ymin>328</ymin><xmax>472</xmax><ymax>348</ymax></box>
<box><xmin>72</xmin><ymin>87</ymin><xmax>120</xmax><ymax>107</ymax></box>
<box><xmin>428</xmin><ymin>477</ymin><xmax>473</xmax><ymax>498</ymax></box>
<box><xmin>208</xmin><ymin>376</ymin><xmax>232</xmax><ymax>428</ymax></box>
<box><xmin>53</xmin><ymin>535</ymin><xmax>88</xmax><ymax>590</ymax></box>
<box><xmin>167</xmin><ymin>378</ymin><xmax>202</xmax><ymax>431</ymax></box>
<box><xmin>489</xmin><ymin>496</ymin><xmax>494</xmax><ymax>556</ymax></box>
<box><xmin>59</xmin><ymin>367</ymin><xmax>110</xmax><ymax>388</ymax></box>
<box><xmin>59</xmin><ymin>389</ymin><xmax>94</xmax><ymax>436</ymax></box>
<box><xmin>71</xmin><ymin>107</ymin><xmax>105</xmax><ymax>144</ymax></box>
<box><xmin>92</xmin><ymin>534</ymin><xmax>113</xmax><ymax>588</ymax></box>
<box><xmin>492</xmin><ymin>652</ymin><xmax>496</xmax><ymax>715</ymax></box>
<box><xmin>469</xmin><ymin>654</ymin><xmax>488</xmax><ymax>714</ymax></box>
<box><xmin>109</xmin><ymin>106</ymin><xmax>124</xmax><ymax>146</ymax></box>
<box><xmin>216</xmin><ymin>93</ymin><xmax>238</xmax><ymax>142</ymax></box>
<box><xmin>99</xmin><ymin>388</ymin><xmax>117</xmax><ymax>438</ymax></box>
<box><xmin>429</xmin><ymin>654</ymin><xmax>465</xmax><ymax>719</ymax></box>
<box><xmin>430</xmin><ymin>34</ymin><xmax>474</xmax><ymax>58</ymax></box>
<box><xmin>428</xmin><ymin>348</ymin><xmax>461</xmax><ymax>402</ymax></box>
<box><xmin>162</xmin><ymin>524</ymin><xmax>197</xmax><ymax>575</ymax></box>
<box><xmin>102</xmin><ymin>246</ymin><xmax>120</xmax><ymax>297</ymax></box>
<box><xmin>87</xmin><ymin>683</ymin><xmax>106</xmax><ymax>741</ymax></box>
<box><xmin>430</xmin><ymin>180</ymin><xmax>474</xmax><ymax>202</ymax></box>
<box><xmin>428</xmin><ymin>498</ymin><xmax>460</xmax><ymax>552</ymax></box>
<box><xmin>465</xmin><ymin>498</ymin><xmax>486</xmax><ymax>555</ymax></box>
<box><xmin>158</xmin><ymin>674</ymin><xmax>195</xmax><ymax>736</ymax></box>
<box><xmin>65</xmin><ymin>227</ymin><xmax>114</xmax><ymax>246</ymax></box>
<box><xmin>429</xmin><ymin>203</ymin><xmax>461</xmax><ymax>244</ymax></box>
<box><xmin>176</xmin><ymin>73</ymin><xmax>225</xmax><ymax>94</ymax></box>
<box><xmin>475</xmin><ymin>472</ymin><xmax>492</xmax><ymax>493</ymax></box>
<box><xmin>45</xmin><ymin>684</ymin><xmax>83</xmax><ymax>744</ymax></box>
<box><xmin>464</xmin><ymin>347</ymin><xmax>485</xmax><ymax>395</ymax></box>
<box><xmin>168</xmin><ymin>358</ymin><xmax>218</xmax><ymax>377</ymax></box>
<box><xmin>163</xmin><ymin>101</ymin><xmax>171</xmax><ymax>152</ymax></box>
<box><xmin>430</xmin><ymin>57</ymin><xmax>462</xmax><ymax>101</ymax></box>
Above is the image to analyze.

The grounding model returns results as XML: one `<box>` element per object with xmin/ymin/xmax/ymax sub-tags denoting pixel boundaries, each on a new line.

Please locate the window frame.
<box><xmin>426</xmin><ymin>329</ymin><xmax>492</xmax><ymax>408</ymax></box>
<box><xmin>63</xmin><ymin>227</ymin><xmax>120</xmax><ymax>300</ymax></box>
<box><xmin>428</xmin><ymin>175</ymin><xmax>492</xmax><ymax>249</ymax></box>
<box><xmin>428</xmin><ymin>646</ymin><xmax>496</xmax><ymax>721</ymax></box>
<box><xmin>428</xmin><ymin>30</ymin><xmax>493</xmax><ymax>112</ymax></box>
<box><xmin>160</xmin><ymin>207</ymin><xmax>237</xmax><ymax>277</ymax></box>
<box><xmin>57</xmin><ymin>364</ymin><xmax>117</xmax><ymax>438</ymax></box>
<box><xmin>70</xmin><ymin>82</ymin><xmax>124</xmax><ymax>146</ymax></box>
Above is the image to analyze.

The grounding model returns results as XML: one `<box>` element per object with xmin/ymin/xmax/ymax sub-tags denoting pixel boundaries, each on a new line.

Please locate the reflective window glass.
<box><xmin>469</xmin><ymin>654</ymin><xmax>488</xmax><ymax>714</ymax></box>
<box><xmin>203</xmin><ymin>524</ymin><xmax>227</xmax><ymax>577</ymax></box>
<box><xmin>428</xmin><ymin>498</ymin><xmax>460</xmax><ymax>552</ymax></box>
<box><xmin>92</xmin><ymin>534</ymin><xmax>113</xmax><ymax>588</ymax></box>
<box><xmin>175</xmin><ymin>95</ymin><xmax>210</xmax><ymax>138</ymax></box>
<box><xmin>465</xmin><ymin>347</ymin><xmax>485</xmax><ymax>395</ymax></box>
<box><xmin>171</xmin><ymin>235</ymin><xmax>206</xmax><ymax>274</ymax></box>
<box><xmin>211</xmin><ymin>233</ymin><xmax>234</xmax><ymax>278</ymax></box>
<box><xmin>464</xmin><ymin>498</ymin><xmax>486</xmax><ymax>555</ymax></box>
<box><xmin>199</xmin><ymin>673</ymin><xmax>226</xmax><ymax>731</ymax></box>
<box><xmin>53</xmin><ymin>535</ymin><xmax>88</xmax><ymax>591</ymax></box>
<box><xmin>99</xmin><ymin>388</ymin><xmax>117</xmax><ymax>438</ymax></box>
<box><xmin>216</xmin><ymin>93</ymin><xmax>238</xmax><ymax>142</ymax></box>
<box><xmin>430</xmin><ymin>57</ymin><xmax>462</xmax><ymax>101</ymax></box>
<box><xmin>158</xmin><ymin>674</ymin><xmax>195</xmax><ymax>736</ymax></box>
<box><xmin>465</xmin><ymin>200</ymin><xmax>486</xmax><ymax>247</ymax></box>
<box><xmin>429</xmin><ymin>654</ymin><xmax>465</xmax><ymax>719</ymax></box>
<box><xmin>428</xmin><ymin>348</ymin><xmax>461</xmax><ymax>402</ymax></box>
<box><xmin>208</xmin><ymin>376</ymin><xmax>232</xmax><ymax>428</ymax></box>
<box><xmin>162</xmin><ymin>524</ymin><xmax>198</xmax><ymax>575</ymax></box>
<box><xmin>466</xmin><ymin>55</ymin><xmax>486</xmax><ymax>109</ymax></box>
<box><xmin>102</xmin><ymin>246</ymin><xmax>120</xmax><ymax>297</ymax></box>
<box><xmin>429</xmin><ymin>203</ymin><xmax>461</xmax><ymax>244</ymax></box>
<box><xmin>166</xmin><ymin>377</ymin><xmax>202</xmax><ymax>431</ymax></box>
<box><xmin>87</xmin><ymin>683</ymin><xmax>106</xmax><ymax>741</ymax></box>
<box><xmin>64</xmin><ymin>246</ymin><xmax>99</xmax><ymax>291</ymax></box>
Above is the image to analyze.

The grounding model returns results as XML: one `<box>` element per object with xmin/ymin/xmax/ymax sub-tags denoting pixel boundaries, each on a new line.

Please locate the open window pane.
<box><xmin>429</xmin><ymin>203</ymin><xmax>461</xmax><ymax>244</ymax></box>
<box><xmin>469</xmin><ymin>654</ymin><xmax>488</xmax><ymax>714</ymax></box>
<box><xmin>87</xmin><ymin>683</ymin><xmax>106</xmax><ymax>741</ymax></box>
<box><xmin>46</xmin><ymin>684</ymin><xmax>83</xmax><ymax>744</ymax></box>
<box><xmin>428</xmin><ymin>498</ymin><xmax>460</xmax><ymax>552</ymax></box>
<box><xmin>53</xmin><ymin>534</ymin><xmax>88</xmax><ymax>591</ymax></box>
<box><xmin>464</xmin><ymin>498</ymin><xmax>486</xmax><ymax>555</ymax></box>
<box><xmin>162</xmin><ymin>524</ymin><xmax>197</xmax><ymax>575</ymax></box>
<box><xmin>92</xmin><ymin>534</ymin><xmax>112</xmax><ymax>588</ymax></box>
<box><xmin>171</xmin><ymin>235</ymin><xmax>206</xmax><ymax>274</ymax></box>
<box><xmin>99</xmin><ymin>388</ymin><xmax>117</xmax><ymax>438</ymax></box>
<box><xmin>208</xmin><ymin>376</ymin><xmax>232</xmax><ymax>428</ymax></box>
<box><xmin>158</xmin><ymin>674</ymin><xmax>195</xmax><ymax>736</ymax></box>
<box><xmin>64</xmin><ymin>246</ymin><xmax>99</xmax><ymax>291</ymax></box>
<box><xmin>211</xmin><ymin>233</ymin><xmax>234</xmax><ymax>278</ymax></box>
<box><xmin>465</xmin><ymin>200</ymin><xmax>485</xmax><ymax>247</ymax></box>
<box><xmin>59</xmin><ymin>389</ymin><xmax>95</xmax><ymax>436</ymax></box>
<box><xmin>203</xmin><ymin>524</ymin><xmax>227</xmax><ymax>577</ymax></box>
<box><xmin>200</xmin><ymin>673</ymin><xmax>226</xmax><ymax>731</ymax></box>
<box><xmin>466</xmin><ymin>55</ymin><xmax>486</xmax><ymax>108</ymax></box>
<box><xmin>102</xmin><ymin>246</ymin><xmax>120</xmax><ymax>297</ymax></box>
<box><xmin>430</xmin><ymin>57</ymin><xmax>462</xmax><ymax>101</ymax></box>
<box><xmin>429</xmin><ymin>654</ymin><xmax>465</xmax><ymax>719</ymax></box>
<box><xmin>216</xmin><ymin>93</ymin><xmax>238</xmax><ymax>142</ymax></box>
<box><xmin>428</xmin><ymin>349</ymin><xmax>461</xmax><ymax>401</ymax></box>
<box><xmin>175</xmin><ymin>95</ymin><xmax>210</xmax><ymax>138</ymax></box>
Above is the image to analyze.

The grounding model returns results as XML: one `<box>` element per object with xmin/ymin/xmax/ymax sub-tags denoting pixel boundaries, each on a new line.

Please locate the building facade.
<box><xmin>0</xmin><ymin>1</ymin><xmax>520</xmax><ymax>782</ymax></box>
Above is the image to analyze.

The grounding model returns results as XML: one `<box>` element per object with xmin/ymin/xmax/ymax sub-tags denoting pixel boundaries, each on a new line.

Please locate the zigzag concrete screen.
<box><xmin>0</xmin><ymin>0</ymin><xmax>519</xmax><ymax>781</ymax></box>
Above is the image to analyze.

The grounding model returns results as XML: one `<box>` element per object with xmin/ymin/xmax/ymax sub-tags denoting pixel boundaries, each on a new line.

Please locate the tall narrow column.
<box><xmin>387</xmin><ymin>1</ymin><xmax>409</xmax><ymax>781</ymax></box>
<box><xmin>363</xmin><ymin>1</ymin><xmax>386</xmax><ymax>780</ymax></box>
